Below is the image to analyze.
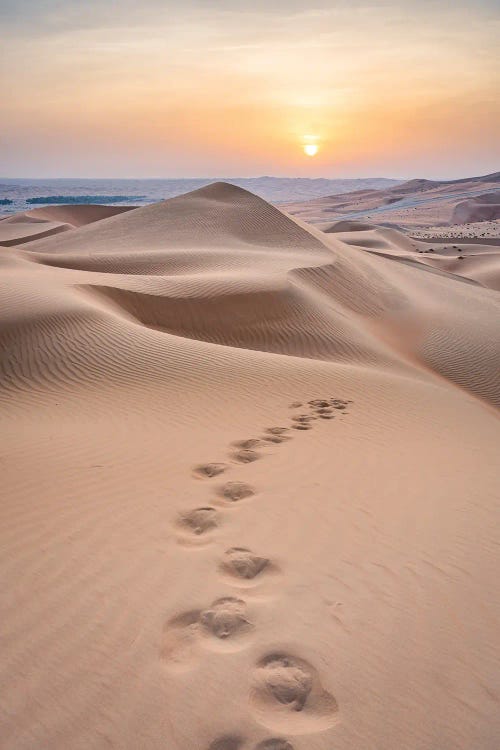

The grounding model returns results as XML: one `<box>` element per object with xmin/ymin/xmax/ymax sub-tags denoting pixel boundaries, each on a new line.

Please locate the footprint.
<box><xmin>232</xmin><ymin>449</ymin><xmax>261</xmax><ymax>464</ymax></box>
<box><xmin>289</xmin><ymin>402</ymin><xmax>302</xmax><ymax>408</ymax></box>
<box><xmin>256</xmin><ymin>654</ymin><xmax>312</xmax><ymax>711</ymax></box>
<box><xmin>176</xmin><ymin>507</ymin><xmax>219</xmax><ymax>544</ymax></box>
<box><xmin>291</xmin><ymin>415</ymin><xmax>314</xmax><ymax>423</ymax></box>
<box><xmin>292</xmin><ymin>424</ymin><xmax>311</xmax><ymax>431</ymax></box>
<box><xmin>319</xmin><ymin>414</ymin><xmax>334</xmax><ymax>420</ymax></box>
<box><xmin>308</xmin><ymin>400</ymin><xmax>330</xmax><ymax>408</ymax></box>
<box><xmin>219</xmin><ymin>481</ymin><xmax>256</xmax><ymax>502</ymax></box>
<box><xmin>330</xmin><ymin>399</ymin><xmax>349</xmax><ymax>407</ymax></box>
<box><xmin>250</xmin><ymin>652</ymin><xmax>338</xmax><ymax>733</ymax></box>
<box><xmin>209</xmin><ymin>736</ymin><xmax>293</xmax><ymax>750</ymax></box>
<box><xmin>266</xmin><ymin>427</ymin><xmax>289</xmax><ymax>435</ymax></box>
<box><xmin>208</xmin><ymin>738</ymin><xmax>245</xmax><ymax>750</ymax></box>
<box><xmin>194</xmin><ymin>463</ymin><xmax>228</xmax><ymax>479</ymax></box>
<box><xmin>233</xmin><ymin>439</ymin><xmax>263</xmax><ymax>450</ymax></box>
<box><xmin>315</xmin><ymin>407</ymin><xmax>333</xmax><ymax>415</ymax></box>
<box><xmin>162</xmin><ymin>597</ymin><xmax>253</xmax><ymax>667</ymax></box>
<box><xmin>200</xmin><ymin>597</ymin><xmax>252</xmax><ymax>641</ymax></box>
<box><xmin>220</xmin><ymin>547</ymin><xmax>270</xmax><ymax>582</ymax></box>
<box><xmin>262</xmin><ymin>435</ymin><xmax>289</xmax><ymax>444</ymax></box>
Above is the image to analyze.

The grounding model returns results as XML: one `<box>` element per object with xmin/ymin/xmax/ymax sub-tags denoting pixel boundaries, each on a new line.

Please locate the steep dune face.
<box><xmin>1</xmin><ymin>184</ymin><xmax>499</xmax><ymax>750</ymax></box>
<box><xmin>317</xmin><ymin>222</ymin><xmax>500</xmax><ymax>403</ymax></box>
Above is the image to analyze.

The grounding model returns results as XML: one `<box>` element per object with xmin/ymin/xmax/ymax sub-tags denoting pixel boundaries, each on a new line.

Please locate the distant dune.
<box><xmin>1</xmin><ymin>183</ymin><xmax>499</xmax><ymax>750</ymax></box>
<box><xmin>452</xmin><ymin>192</ymin><xmax>500</xmax><ymax>224</ymax></box>
<box><xmin>0</xmin><ymin>204</ymin><xmax>134</xmax><ymax>245</ymax></box>
<box><xmin>281</xmin><ymin>171</ymin><xmax>500</xmax><ymax>235</ymax></box>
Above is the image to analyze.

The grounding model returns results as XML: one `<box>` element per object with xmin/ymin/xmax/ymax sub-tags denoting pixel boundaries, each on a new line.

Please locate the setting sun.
<box><xmin>304</xmin><ymin>144</ymin><xmax>318</xmax><ymax>157</ymax></box>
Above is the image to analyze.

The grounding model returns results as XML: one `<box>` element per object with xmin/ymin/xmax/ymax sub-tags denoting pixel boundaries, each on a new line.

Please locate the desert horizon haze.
<box><xmin>1</xmin><ymin>0</ymin><xmax>499</xmax><ymax>178</ymax></box>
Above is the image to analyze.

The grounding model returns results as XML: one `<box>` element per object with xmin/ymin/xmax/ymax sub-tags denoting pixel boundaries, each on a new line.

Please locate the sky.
<box><xmin>1</xmin><ymin>0</ymin><xmax>499</xmax><ymax>179</ymax></box>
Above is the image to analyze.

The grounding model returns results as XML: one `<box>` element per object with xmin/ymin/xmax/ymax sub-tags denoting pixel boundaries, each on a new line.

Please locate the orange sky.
<box><xmin>1</xmin><ymin>1</ymin><xmax>499</xmax><ymax>178</ymax></box>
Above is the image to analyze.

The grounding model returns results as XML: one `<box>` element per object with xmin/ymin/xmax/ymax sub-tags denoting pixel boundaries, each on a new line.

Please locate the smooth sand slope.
<box><xmin>1</xmin><ymin>183</ymin><xmax>499</xmax><ymax>750</ymax></box>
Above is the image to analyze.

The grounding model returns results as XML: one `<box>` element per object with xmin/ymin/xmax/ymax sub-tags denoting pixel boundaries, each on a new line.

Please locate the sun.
<box><xmin>304</xmin><ymin>144</ymin><xmax>318</xmax><ymax>157</ymax></box>
<box><xmin>302</xmin><ymin>134</ymin><xmax>320</xmax><ymax>157</ymax></box>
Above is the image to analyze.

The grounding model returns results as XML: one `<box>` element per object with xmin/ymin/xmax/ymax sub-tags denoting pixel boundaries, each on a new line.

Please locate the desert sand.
<box><xmin>1</xmin><ymin>183</ymin><xmax>499</xmax><ymax>750</ymax></box>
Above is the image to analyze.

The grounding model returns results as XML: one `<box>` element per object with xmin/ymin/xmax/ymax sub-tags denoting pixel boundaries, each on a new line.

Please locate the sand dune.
<box><xmin>323</xmin><ymin>219</ymin><xmax>500</xmax><ymax>293</ymax></box>
<box><xmin>282</xmin><ymin>171</ymin><xmax>500</xmax><ymax>233</ymax></box>
<box><xmin>0</xmin><ymin>204</ymin><xmax>135</xmax><ymax>246</ymax></box>
<box><xmin>1</xmin><ymin>183</ymin><xmax>499</xmax><ymax>750</ymax></box>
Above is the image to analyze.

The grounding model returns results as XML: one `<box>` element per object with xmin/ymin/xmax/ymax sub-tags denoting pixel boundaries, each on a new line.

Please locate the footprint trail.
<box><xmin>170</xmin><ymin>395</ymin><xmax>353</xmax><ymax>743</ymax></box>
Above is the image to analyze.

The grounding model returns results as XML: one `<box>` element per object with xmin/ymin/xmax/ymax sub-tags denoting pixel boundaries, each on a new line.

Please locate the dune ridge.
<box><xmin>1</xmin><ymin>183</ymin><xmax>499</xmax><ymax>750</ymax></box>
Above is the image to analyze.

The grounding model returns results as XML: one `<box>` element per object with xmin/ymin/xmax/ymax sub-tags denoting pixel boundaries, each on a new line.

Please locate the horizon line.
<box><xmin>1</xmin><ymin>169</ymin><xmax>498</xmax><ymax>182</ymax></box>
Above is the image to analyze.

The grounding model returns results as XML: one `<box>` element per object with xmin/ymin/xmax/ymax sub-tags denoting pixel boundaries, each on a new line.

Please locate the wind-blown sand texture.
<box><xmin>1</xmin><ymin>183</ymin><xmax>499</xmax><ymax>750</ymax></box>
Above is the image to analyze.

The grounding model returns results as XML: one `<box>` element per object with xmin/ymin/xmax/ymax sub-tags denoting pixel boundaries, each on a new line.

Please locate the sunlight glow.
<box><xmin>304</xmin><ymin>144</ymin><xmax>318</xmax><ymax>156</ymax></box>
<box><xmin>2</xmin><ymin>3</ymin><xmax>497</xmax><ymax>177</ymax></box>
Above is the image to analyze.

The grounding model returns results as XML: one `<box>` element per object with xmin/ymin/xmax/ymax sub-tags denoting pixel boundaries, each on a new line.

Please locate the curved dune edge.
<box><xmin>1</xmin><ymin>183</ymin><xmax>499</xmax><ymax>750</ymax></box>
<box><xmin>0</xmin><ymin>204</ymin><xmax>136</xmax><ymax>246</ymax></box>
<box><xmin>322</xmin><ymin>221</ymin><xmax>500</xmax><ymax>291</ymax></box>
